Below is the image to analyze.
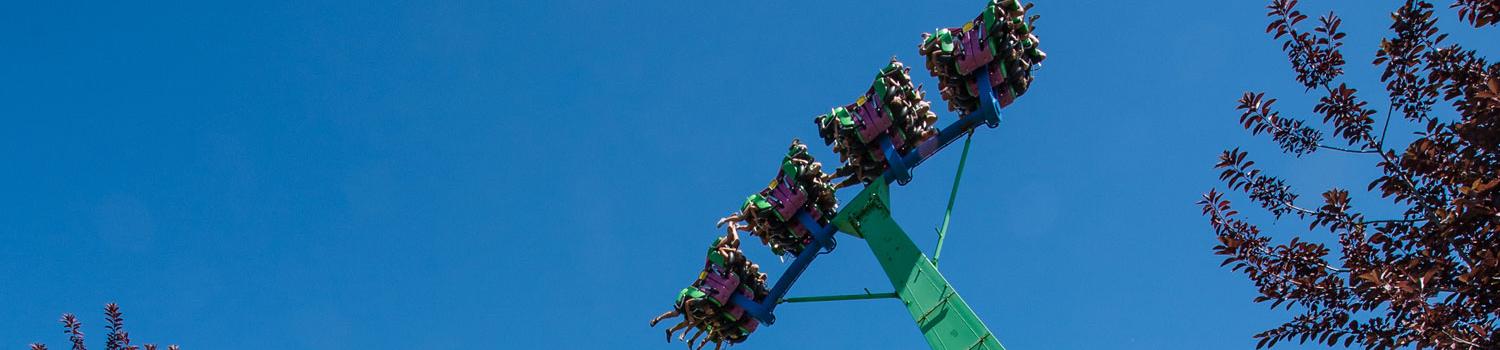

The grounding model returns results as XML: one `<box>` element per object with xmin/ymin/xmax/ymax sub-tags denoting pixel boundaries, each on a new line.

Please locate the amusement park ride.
<box><xmin>653</xmin><ymin>1</ymin><xmax>1046</xmax><ymax>349</ymax></box>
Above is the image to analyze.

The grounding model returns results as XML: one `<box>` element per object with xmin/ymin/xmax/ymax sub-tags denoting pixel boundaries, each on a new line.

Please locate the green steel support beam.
<box><xmin>780</xmin><ymin>292</ymin><xmax>899</xmax><ymax>304</ymax></box>
<box><xmin>833</xmin><ymin>178</ymin><xmax>1006</xmax><ymax>350</ymax></box>
<box><xmin>932</xmin><ymin>131</ymin><xmax>975</xmax><ymax>266</ymax></box>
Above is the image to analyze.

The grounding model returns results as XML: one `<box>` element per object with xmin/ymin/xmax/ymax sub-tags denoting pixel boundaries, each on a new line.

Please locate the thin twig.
<box><xmin>1280</xmin><ymin>200</ymin><xmax>1321</xmax><ymax>217</ymax></box>
<box><xmin>1357</xmin><ymin>218</ymin><xmax>1427</xmax><ymax>225</ymax></box>
<box><xmin>1254</xmin><ymin>242</ymin><xmax>1350</xmax><ymax>274</ymax></box>
<box><xmin>1317</xmin><ymin>144</ymin><xmax>1380</xmax><ymax>154</ymax></box>
<box><xmin>1377</xmin><ymin>104</ymin><xmax>1394</xmax><ymax>151</ymax></box>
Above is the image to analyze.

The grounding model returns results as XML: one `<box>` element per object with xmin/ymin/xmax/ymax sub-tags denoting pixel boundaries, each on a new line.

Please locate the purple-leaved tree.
<box><xmin>1201</xmin><ymin>0</ymin><xmax>1498</xmax><ymax>348</ymax></box>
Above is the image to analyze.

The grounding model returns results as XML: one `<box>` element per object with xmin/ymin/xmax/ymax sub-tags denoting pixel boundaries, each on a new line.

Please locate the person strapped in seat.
<box><xmin>717</xmin><ymin>139</ymin><xmax>838</xmax><ymax>258</ymax></box>
<box><xmin>816</xmin><ymin>59</ymin><xmax>940</xmax><ymax>187</ymax></box>
<box><xmin>651</xmin><ymin>230</ymin><xmax>767</xmax><ymax>350</ymax></box>
<box><xmin>920</xmin><ymin>0</ymin><xmax>1047</xmax><ymax>114</ymax></box>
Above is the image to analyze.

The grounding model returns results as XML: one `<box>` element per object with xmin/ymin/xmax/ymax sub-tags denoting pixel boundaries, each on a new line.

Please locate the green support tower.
<box><xmin>657</xmin><ymin>1</ymin><xmax>1048</xmax><ymax>347</ymax></box>
<box><xmin>830</xmin><ymin>177</ymin><xmax>1004</xmax><ymax>350</ymax></box>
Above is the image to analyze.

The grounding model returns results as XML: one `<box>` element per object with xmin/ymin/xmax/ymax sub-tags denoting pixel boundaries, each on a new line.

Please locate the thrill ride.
<box><xmin>651</xmin><ymin>1</ymin><xmax>1046</xmax><ymax>349</ymax></box>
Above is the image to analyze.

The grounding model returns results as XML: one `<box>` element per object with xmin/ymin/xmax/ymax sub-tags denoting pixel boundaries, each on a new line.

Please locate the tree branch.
<box><xmin>1356</xmin><ymin>218</ymin><xmax>1426</xmax><ymax>225</ymax></box>
<box><xmin>1316</xmin><ymin>144</ymin><xmax>1380</xmax><ymax>154</ymax></box>
<box><xmin>1376</xmin><ymin>104</ymin><xmax>1394</xmax><ymax>151</ymax></box>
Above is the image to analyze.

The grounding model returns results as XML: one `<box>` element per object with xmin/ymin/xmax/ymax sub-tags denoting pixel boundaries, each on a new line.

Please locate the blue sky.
<box><xmin>2</xmin><ymin>1</ymin><xmax>1495</xmax><ymax>349</ymax></box>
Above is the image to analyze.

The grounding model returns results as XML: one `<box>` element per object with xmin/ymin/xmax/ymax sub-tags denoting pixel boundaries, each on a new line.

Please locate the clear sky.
<box><xmin>2</xmin><ymin>1</ymin><xmax>1496</xmax><ymax>349</ymax></box>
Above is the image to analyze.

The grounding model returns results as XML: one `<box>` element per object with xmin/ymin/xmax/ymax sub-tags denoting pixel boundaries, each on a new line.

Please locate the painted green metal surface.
<box><xmin>932</xmin><ymin>131</ymin><xmax>975</xmax><ymax>266</ymax></box>
<box><xmin>832</xmin><ymin>178</ymin><xmax>1005</xmax><ymax>350</ymax></box>
<box><xmin>780</xmin><ymin>292</ymin><xmax>898</xmax><ymax>304</ymax></box>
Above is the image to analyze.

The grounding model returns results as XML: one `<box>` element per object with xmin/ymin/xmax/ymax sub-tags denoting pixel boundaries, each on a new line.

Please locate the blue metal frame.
<box><xmin>883</xmin><ymin>71</ymin><xmax>1003</xmax><ymax>185</ymax></box>
<box><xmin>731</xmin><ymin>70</ymin><xmax>1005</xmax><ymax>326</ymax></box>
<box><xmin>732</xmin><ymin>212</ymin><xmax>837</xmax><ymax>324</ymax></box>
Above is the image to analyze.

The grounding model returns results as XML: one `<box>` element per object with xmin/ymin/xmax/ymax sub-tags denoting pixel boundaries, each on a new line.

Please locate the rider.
<box><xmin>650</xmin><ymin>287</ymin><xmax>708</xmax><ymax>343</ymax></box>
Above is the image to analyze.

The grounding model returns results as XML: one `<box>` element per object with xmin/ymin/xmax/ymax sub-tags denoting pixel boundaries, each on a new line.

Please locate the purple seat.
<box><xmin>956</xmin><ymin>24</ymin><xmax>994</xmax><ymax>74</ymax></box>
<box><xmin>723</xmin><ymin>303</ymin><xmax>746</xmax><ymax>321</ymax></box>
<box><xmin>766</xmin><ymin>176</ymin><xmax>806</xmax><ymax>220</ymax></box>
<box><xmin>700</xmin><ymin>270</ymin><xmax>741</xmax><ymax>305</ymax></box>
<box><xmin>741</xmin><ymin>318</ymin><xmax>759</xmax><ymax>333</ymax></box>
<box><xmin>963</xmin><ymin>62</ymin><xmax>1014</xmax><ymax>107</ymax></box>
<box><xmin>854</xmin><ymin>97</ymin><xmax>892</xmax><ymax>143</ymax></box>
<box><xmin>889</xmin><ymin>128</ymin><xmax>908</xmax><ymax>151</ymax></box>
<box><xmin>868</xmin><ymin>142</ymin><xmax>889</xmax><ymax>162</ymax></box>
<box><xmin>789</xmin><ymin>220</ymin><xmax>811</xmax><ymax>240</ymax></box>
<box><xmin>987</xmin><ymin>63</ymin><xmax>1016</xmax><ymax>107</ymax></box>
